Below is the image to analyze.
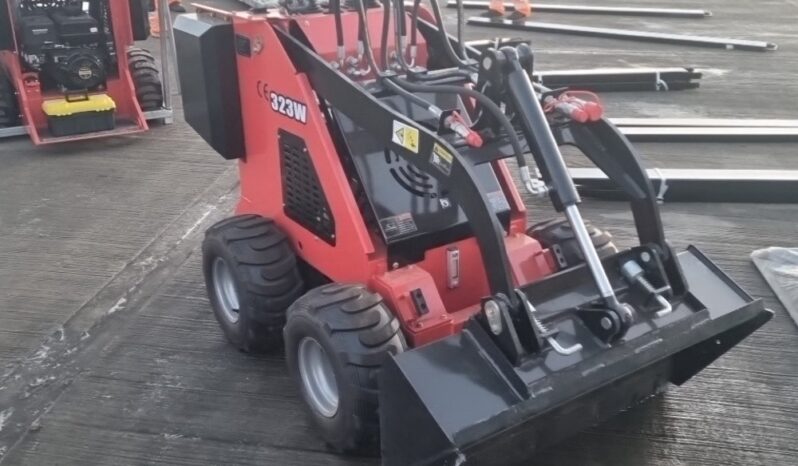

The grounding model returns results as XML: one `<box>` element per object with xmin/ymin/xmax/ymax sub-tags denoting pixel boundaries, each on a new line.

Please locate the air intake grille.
<box><xmin>279</xmin><ymin>129</ymin><xmax>335</xmax><ymax>244</ymax></box>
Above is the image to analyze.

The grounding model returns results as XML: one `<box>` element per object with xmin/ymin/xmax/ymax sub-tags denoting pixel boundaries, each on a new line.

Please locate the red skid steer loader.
<box><xmin>174</xmin><ymin>0</ymin><xmax>772</xmax><ymax>464</ymax></box>
<box><xmin>0</xmin><ymin>0</ymin><xmax>164</xmax><ymax>144</ymax></box>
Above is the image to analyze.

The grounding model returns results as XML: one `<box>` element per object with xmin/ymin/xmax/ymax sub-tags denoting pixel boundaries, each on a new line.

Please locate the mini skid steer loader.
<box><xmin>0</xmin><ymin>0</ymin><xmax>163</xmax><ymax>144</ymax></box>
<box><xmin>174</xmin><ymin>0</ymin><xmax>773</xmax><ymax>464</ymax></box>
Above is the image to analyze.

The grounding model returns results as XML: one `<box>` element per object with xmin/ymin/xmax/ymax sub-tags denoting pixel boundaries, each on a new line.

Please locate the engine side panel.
<box><xmin>174</xmin><ymin>13</ymin><xmax>245</xmax><ymax>159</ymax></box>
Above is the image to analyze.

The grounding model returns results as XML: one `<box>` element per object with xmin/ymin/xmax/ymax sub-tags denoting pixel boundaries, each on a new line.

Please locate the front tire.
<box><xmin>284</xmin><ymin>284</ymin><xmax>407</xmax><ymax>454</ymax></box>
<box><xmin>202</xmin><ymin>215</ymin><xmax>304</xmax><ymax>353</ymax></box>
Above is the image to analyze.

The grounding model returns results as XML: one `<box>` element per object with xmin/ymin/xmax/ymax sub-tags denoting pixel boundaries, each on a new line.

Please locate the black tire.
<box><xmin>284</xmin><ymin>284</ymin><xmax>407</xmax><ymax>454</ymax></box>
<box><xmin>127</xmin><ymin>47</ymin><xmax>164</xmax><ymax>111</ymax></box>
<box><xmin>0</xmin><ymin>69</ymin><xmax>19</xmax><ymax>128</ymax></box>
<box><xmin>202</xmin><ymin>215</ymin><xmax>304</xmax><ymax>353</ymax></box>
<box><xmin>528</xmin><ymin>218</ymin><xmax>617</xmax><ymax>271</ymax></box>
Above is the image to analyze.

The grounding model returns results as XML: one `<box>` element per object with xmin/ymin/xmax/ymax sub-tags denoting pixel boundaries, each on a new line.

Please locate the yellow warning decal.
<box><xmin>392</xmin><ymin>120</ymin><xmax>420</xmax><ymax>154</ymax></box>
<box><xmin>431</xmin><ymin>143</ymin><xmax>454</xmax><ymax>176</ymax></box>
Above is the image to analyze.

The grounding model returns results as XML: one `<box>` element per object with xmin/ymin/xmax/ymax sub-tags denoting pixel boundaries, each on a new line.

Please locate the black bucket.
<box><xmin>380</xmin><ymin>246</ymin><xmax>772</xmax><ymax>465</ymax></box>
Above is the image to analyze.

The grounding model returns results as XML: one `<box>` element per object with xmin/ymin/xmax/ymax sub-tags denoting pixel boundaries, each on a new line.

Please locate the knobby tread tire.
<box><xmin>203</xmin><ymin>215</ymin><xmax>304</xmax><ymax>352</ymax></box>
<box><xmin>284</xmin><ymin>283</ymin><xmax>407</xmax><ymax>454</ymax></box>
<box><xmin>127</xmin><ymin>47</ymin><xmax>163</xmax><ymax>111</ymax></box>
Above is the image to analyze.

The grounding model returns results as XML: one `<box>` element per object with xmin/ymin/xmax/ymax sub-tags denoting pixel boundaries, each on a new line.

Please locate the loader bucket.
<box><xmin>380</xmin><ymin>246</ymin><xmax>772</xmax><ymax>465</ymax></box>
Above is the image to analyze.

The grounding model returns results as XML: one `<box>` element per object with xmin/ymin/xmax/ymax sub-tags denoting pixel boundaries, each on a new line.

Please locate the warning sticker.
<box><xmin>430</xmin><ymin>143</ymin><xmax>454</xmax><ymax>176</ymax></box>
<box><xmin>379</xmin><ymin>212</ymin><xmax>418</xmax><ymax>240</ymax></box>
<box><xmin>392</xmin><ymin>120</ymin><xmax>420</xmax><ymax>154</ymax></box>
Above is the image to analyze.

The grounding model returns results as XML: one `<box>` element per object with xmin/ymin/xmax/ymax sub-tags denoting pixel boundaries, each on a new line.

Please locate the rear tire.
<box><xmin>127</xmin><ymin>47</ymin><xmax>164</xmax><ymax>112</ymax></box>
<box><xmin>0</xmin><ymin>68</ymin><xmax>19</xmax><ymax>128</ymax></box>
<box><xmin>528</xmin><ymin>218</ymin><xmax>617</xmax><ymax>270</ymax></box>
<box><xmin>202</xmin><ymin>215</ymin><xmax>304</xmax><ymax>353</ymax></box>
<box><xmin>284</xmin><ymin>284</ymin><xmax>407</xmax><ymax>454</ymax></box>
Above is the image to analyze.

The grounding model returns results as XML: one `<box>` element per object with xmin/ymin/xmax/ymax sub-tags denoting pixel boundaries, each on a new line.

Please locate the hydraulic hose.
<box><xmin>355</xmin><ymin>0</ymin><xmax>445</xmax><ymax>116</ymax></box>
<box><xmin>331</xmin><ymin>0</ymin><xmax>344</xmax><ymax>61</ymax></box>
<box><xmin>392</xmin><ymin>0</ymin><xmax>413</xmax><ymax>72</ymax></box>
<box><xmin>357</xmin><ymin>0</ymin><xmax>527</xmax><ymax>179</ymax></box>
<box><xmin>383</xmin><ymin>78</ymin><xmax>439</xmax><ymax>113</ymax></box>
<box><xmin>410</xmin><ymin>0</ymin><xmax>421</xmax><ymax>56</ymax></box>
<box><xmin>380</xmin><ymin>0</ymin><xmax>391</xmax><ymax>69</ymax></box>
<box><xmin>455</xmin><ymin>0</ymin><xmax>467</xmax><ymax>59</ymax></box>
<box><xmin>427</xmin><ymin>0</ymin><xmax>473</xmax><ymax>70</ymax></box>
<box><xmin>390</xmin><ymin>79</ymin><xmax>529</xmax><ymax>173</ymax></box>
<box><xmin>355</xmin><ymin>0</ymin><xmax>382</xmax><ymax>74</ymax></box>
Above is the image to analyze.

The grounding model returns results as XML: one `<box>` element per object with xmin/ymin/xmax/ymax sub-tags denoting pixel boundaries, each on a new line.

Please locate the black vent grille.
<box><xmin>385</xmin><ymin>150</ymin><xmax>437</xmax><ymax>198</ymax></box>
<box><xmin>279</xmin><ymin>129</ymin><xmax>335</xmax><ymax>244</ymax></box>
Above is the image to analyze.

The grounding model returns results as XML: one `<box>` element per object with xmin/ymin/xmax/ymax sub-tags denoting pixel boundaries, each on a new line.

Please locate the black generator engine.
<box><xmin>17</xmin><ymin>0</ymin><xmax>111</xmax><ymax>90</ymax></box>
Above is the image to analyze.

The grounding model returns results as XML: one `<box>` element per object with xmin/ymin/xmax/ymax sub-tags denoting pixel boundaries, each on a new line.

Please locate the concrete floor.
<box><xmin>1</xmin><ymin>0</ymin><xmax>797</xmax><ymax>464</ymax></box>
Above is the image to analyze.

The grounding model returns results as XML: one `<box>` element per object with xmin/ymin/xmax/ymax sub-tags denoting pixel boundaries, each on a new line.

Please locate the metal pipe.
<box><xmin>427</xmin><ymin>0</ymin><xmax>474</xmax><ymax>68</ymax></box>
<box><xmin>568</xmin><ymin>168</ymin><xmax>798</xmax><ymax>204</ymax></box>
<box><xmin>468</xmin><ymin>17</ymin><xmax>778</xmax><ymax>52</ymax></box>
<box><xmin>611</xmin><ymin>118</ymin><xmax>798</xmax><ymax>128</ymax></box>
<box><xmin>619</xmin><ymin>126</ymin><xmax>798</xmax><ymax>142</ymax></box>
<box><xmin>448</xmin><ymin>1</ymin><xmax>712</xmax><ymax>18</ymax></box>
<box><xmin>532</xmin><ymin>67</ymin><xmax>702</xmax><ymax>92</ymax></box>
<box><xmin>158</xmin><ymin>0</ymin><xmax>174</xmax><ymax>108</ymax></box>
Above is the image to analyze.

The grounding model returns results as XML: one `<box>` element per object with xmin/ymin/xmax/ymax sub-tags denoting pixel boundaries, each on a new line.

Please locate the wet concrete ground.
<box><xmin>1</xmin><ymin>0</ymin><xmax>797</xmax><ymax>464</ymax></box>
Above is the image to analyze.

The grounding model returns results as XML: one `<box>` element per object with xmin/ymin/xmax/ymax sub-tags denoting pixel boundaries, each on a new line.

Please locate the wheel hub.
<box><xmin>212</xmin><ymin>257</ymin><xmax>240</xmax><ymax>324</ymax></box>
<box><xmin>297</xmin><ymin>337</ymin><xmax>339</xmax><ymax>418</ymax></box>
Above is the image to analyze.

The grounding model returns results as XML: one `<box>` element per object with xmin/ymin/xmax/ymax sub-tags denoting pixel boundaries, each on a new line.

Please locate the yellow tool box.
<box><xmin>42</xmin><ymin>94</ymin><xmax>116</xmax><ymax>137</ymax></box>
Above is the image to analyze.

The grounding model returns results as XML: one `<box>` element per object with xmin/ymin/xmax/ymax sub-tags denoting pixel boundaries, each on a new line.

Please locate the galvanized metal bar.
<box><xmin>449</xmin><ymin>1</ymin><xmax>712</xmax><ymax>18</ymax></box>
<box><xmin>143</xmin><ymin>108</ymin><xmax>174</xmax><ymax>121</ymax></box>
<box><xmin>619</xmin><ymin>126</ymin><xmax>798</xmax><ymax>142</ymax></box>
<box><xmin>569</xmin><ymin>168</ymin><xmax>798</xmax><ymax>203</ymax></box>
<box><xmin>611</xmin><ymin>118</ymin><xmax>798</xmax><ymax>128</ymax></box>
<box><xmin>0</xmin><ymin>125</ymin><xmax>27</xmax><ymax>138</ymax></box>
<box><xmin>467</xmin><ymin>17</ymin><xmax>778</xmax><ymax>52</ymax></box>
<box><xmin>532</xmin><ymin>67</ymin><xmax>702</xmax><ymax>91</ymax></box>
<box><xmin>159</xmin><ymin>0</ymin><xmax>174</xmax><ymax>111</ymax></box>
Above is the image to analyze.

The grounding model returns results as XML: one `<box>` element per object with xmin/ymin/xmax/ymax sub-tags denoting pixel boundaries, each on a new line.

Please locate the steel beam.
<box><xmin>534</xmin><ymin>67</ymin><xmax>701</xmax><ymax>92</ymax></box>
<box><xmin>0</xmin><ymin>125</ymin><xmax>27</xmax><ymax>138</ymax></box>
<box><xmin>619</xmin><ymin>127</ymin><xmax>798</xmax><ymax>142</ymax></box>
<box><xmin>143</xmin><ymin>108</ymin><xmax>174</xmax><ymax>124</ymax></box>
<box><xmin>568</xmin><ymin>168</ymin><xmax>798</xmax><ymax>203</ymax></box>
<box><xmin>467</xmin><ymin>17</ymin><xmax>778</xmax><ymax>52</ymax></box>
<box><xmin>449</xmin><ymin>1</ymin><xmax>712</xmax><ymax>18</ymax></box>
<box><xmin>611</xmin><ymin>118</ymin><xmax>798</xmax><ymax>128</ymax></box>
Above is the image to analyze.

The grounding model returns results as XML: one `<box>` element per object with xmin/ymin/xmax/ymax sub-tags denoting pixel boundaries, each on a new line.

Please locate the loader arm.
<box><xmin>276</xmin><ymin>26</ymin><xmax>520</xmax><ymax>304</ymax></box>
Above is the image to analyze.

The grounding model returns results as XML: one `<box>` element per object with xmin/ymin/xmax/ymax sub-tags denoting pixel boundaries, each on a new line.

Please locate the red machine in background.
<box><xmin>0</xmin><ymin>0</ymin><xmax>171</xmax><ymax>145</ymax></box>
